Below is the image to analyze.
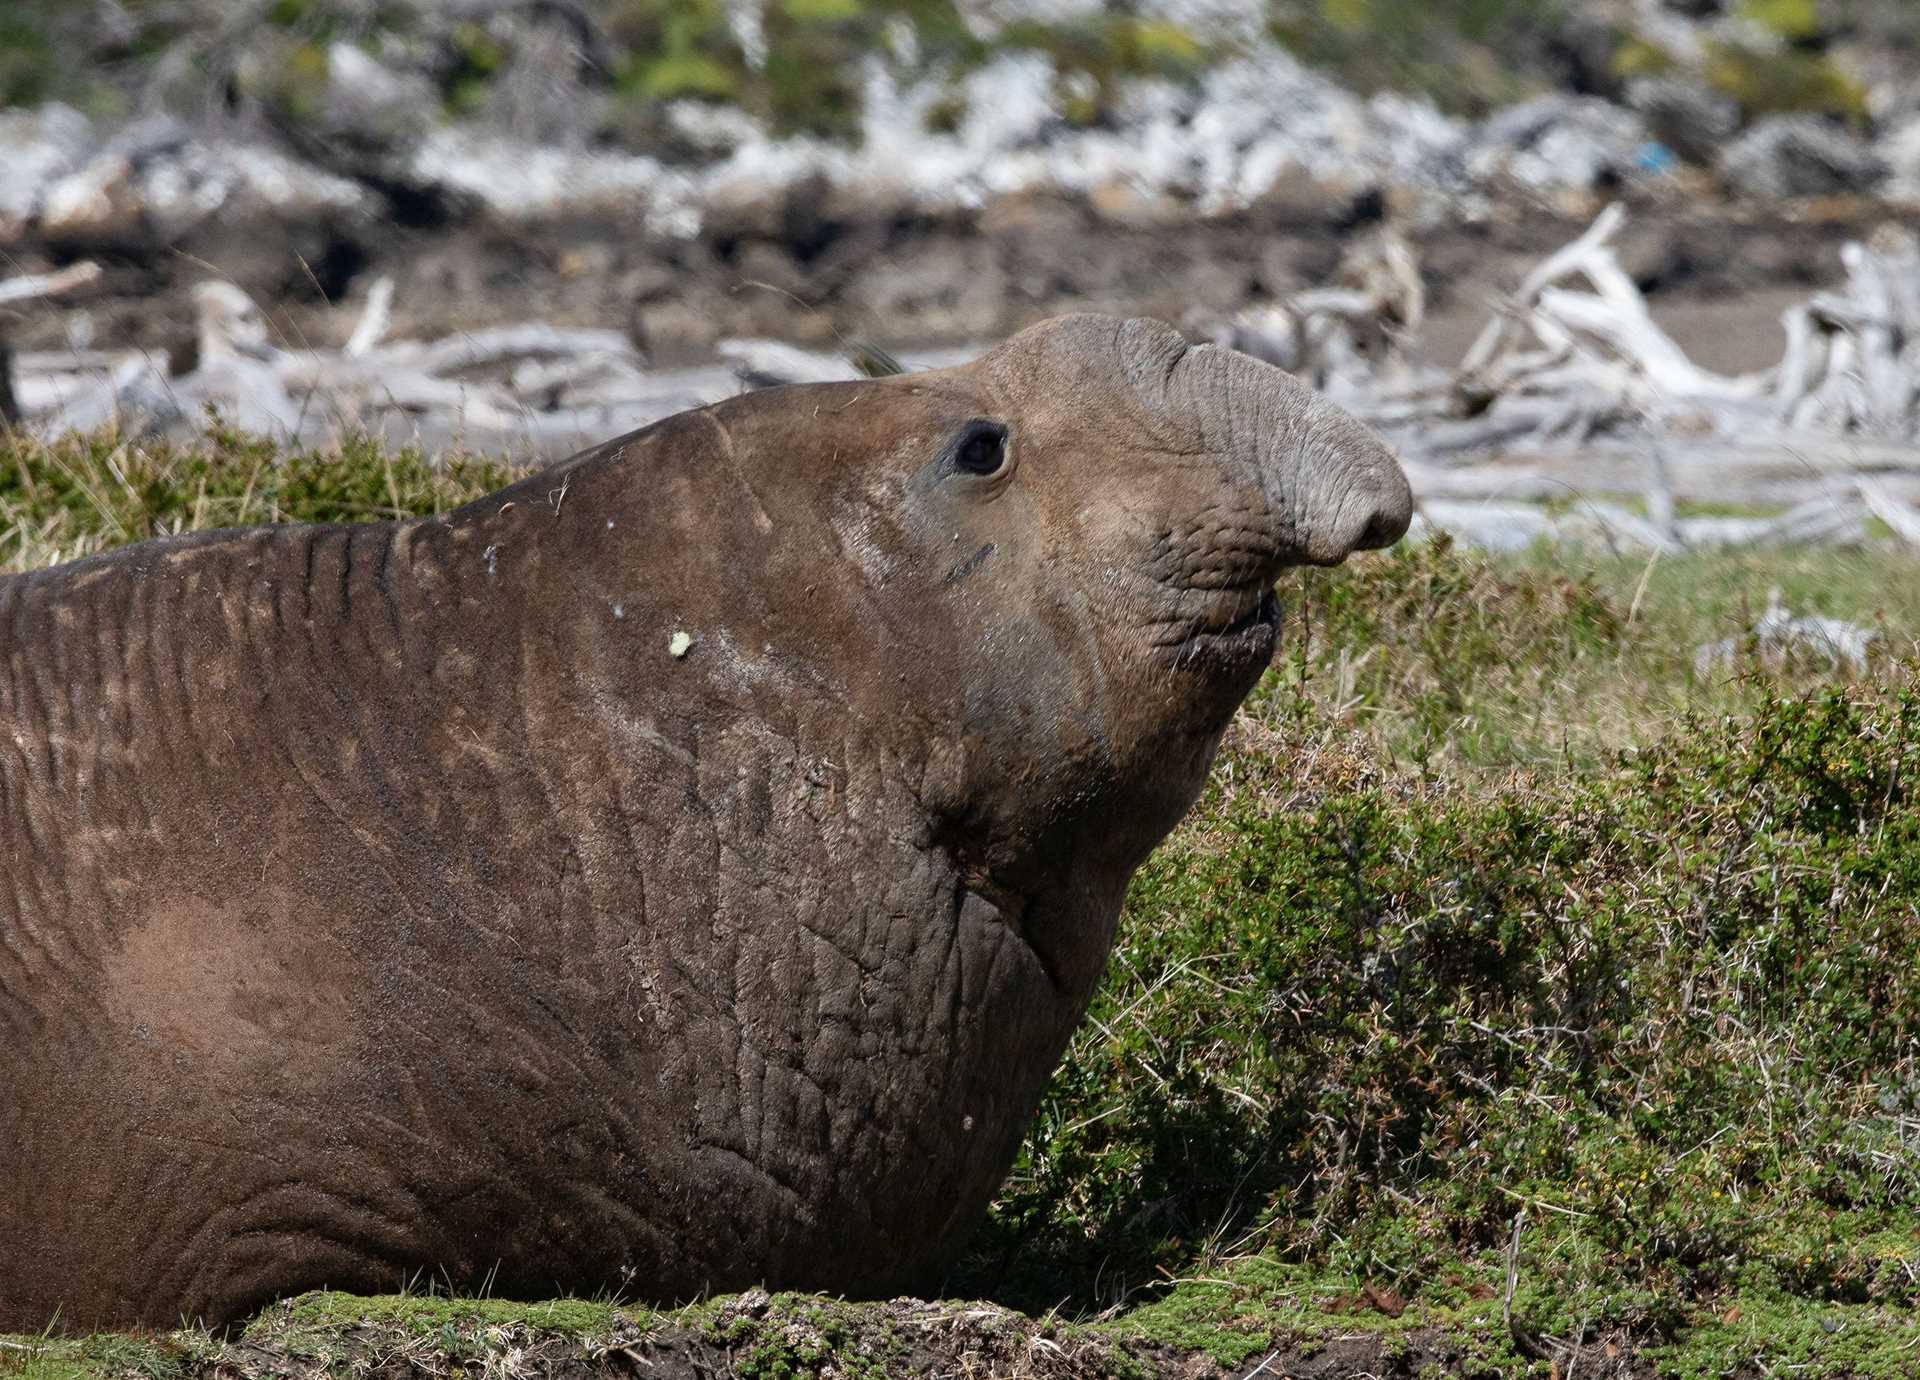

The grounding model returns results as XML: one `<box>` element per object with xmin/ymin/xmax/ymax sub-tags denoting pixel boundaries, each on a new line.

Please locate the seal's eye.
<box><xmin>950</xmin><ymin>422</ymin><xmax>1009</xmax><ymax>478</ymax></box>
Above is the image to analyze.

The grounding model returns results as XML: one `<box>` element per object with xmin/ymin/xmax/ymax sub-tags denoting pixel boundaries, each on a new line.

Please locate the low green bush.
<box><xmin>973</xmin><ymin>669</ymin><xmax>1920</xmax><ymax>1344</ymax></box>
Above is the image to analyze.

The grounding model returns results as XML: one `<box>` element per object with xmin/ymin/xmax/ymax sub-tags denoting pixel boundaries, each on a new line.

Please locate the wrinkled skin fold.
<box><xmin>0</xmin><ymin>316</ymin><xmax>1412</xmax><ymax>1331</ymax></box>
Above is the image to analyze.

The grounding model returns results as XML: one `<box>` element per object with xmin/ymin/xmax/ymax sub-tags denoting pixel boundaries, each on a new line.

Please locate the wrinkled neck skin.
<box><xmin>451</xmin><ymin>397</ymin><xmax>1235</xmax><ymax>1006</ymax></box>
<box><xmin>354</xmin><ymin>396</ymin><xmax>1226</xmax><ymax>1303</ymax></box>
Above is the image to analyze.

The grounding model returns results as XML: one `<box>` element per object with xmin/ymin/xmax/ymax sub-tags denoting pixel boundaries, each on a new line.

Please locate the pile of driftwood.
<box><xmin>3</xmin><ymin>202</ymin><xmax>1918</xmax><ymax>561</ymax></box>
<box><xmin>1195</xmin><ymin>204</ymin><xmax>1920</xmax><ymax>555</ymax></box>
<box><xmin>1</xmin><ymin>274</ymin><xmax>750</xmax><ymax>456</ymax></box>
<box><xmin>0</xmin><ymin>270</ymin><xmax>971</xmax><ymax>457</ymax></box>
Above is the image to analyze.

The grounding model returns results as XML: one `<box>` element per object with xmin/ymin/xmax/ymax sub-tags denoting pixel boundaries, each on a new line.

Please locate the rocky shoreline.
<box><xmin>5</xmin><ymin>0</ymin><xmax>1920</xmax><ymax>360</ymax></box>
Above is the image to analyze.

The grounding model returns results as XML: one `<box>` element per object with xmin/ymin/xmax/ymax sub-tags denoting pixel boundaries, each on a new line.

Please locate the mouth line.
<box><xmin>1216</xmin><ymin>588</ymin><xmax>1279</xmax><ymax>639</ymax></box>
<box><xmin>1158</xmin><ymin>586</ymin><xmax>1281</xmax><ymax>665</ymax></box>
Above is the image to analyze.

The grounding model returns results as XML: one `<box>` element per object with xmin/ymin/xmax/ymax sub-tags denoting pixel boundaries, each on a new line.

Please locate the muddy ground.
<box><xmin>3</xmin><ymin>187</ymin><xmax>1897</xmax><ymax>378</ymax></box>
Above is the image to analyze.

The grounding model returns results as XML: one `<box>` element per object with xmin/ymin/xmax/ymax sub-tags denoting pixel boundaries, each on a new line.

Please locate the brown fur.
<box><xmin>0</xmin><ymin>316</ymin><xmax>1410</xmax><ymax>1331</ymax></box>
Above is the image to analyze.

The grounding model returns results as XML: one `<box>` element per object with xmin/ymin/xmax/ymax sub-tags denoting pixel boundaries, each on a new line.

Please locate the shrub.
<box><xmin>972</xmin><ymin>669</ymin><xmax>1920</xmax><ymax>1335</ymax></box>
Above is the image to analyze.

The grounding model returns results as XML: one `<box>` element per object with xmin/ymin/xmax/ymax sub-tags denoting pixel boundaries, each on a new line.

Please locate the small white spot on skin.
<box><xmin>668</xmin><ymin>631</ymin><xmax>693</xmax><ymax>658</ymax></box>
<box><xmin>612</xmin><ymin>602</ymin><xmax>625</xmax><ymax>620</ymax></box>
<box><xmin>962</xmin><ymin>1115</ymin><xmax>974</xmax><ymax>1132</ymax></box>
<box><xmin>607</xmin><ymin>519</ymin><xmax>616</xmax><ymax>529</ymax></box>
<box><xmin>483</xmin><ymin>544</ymin><xmax>499</xmax><ymax>577</ymax></box>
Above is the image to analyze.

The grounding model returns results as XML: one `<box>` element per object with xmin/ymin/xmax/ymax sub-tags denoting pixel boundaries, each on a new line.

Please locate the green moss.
<box><xmin>607</xmin><ymin>0</ymin><xmax>986</xmax><ymax>142</ymax></box>
<box><xmin>263</xmin><ymin>0</ymin><xmax>310</xmax><ymax>29</ymax></box>
<box><xmin>779</xmin><ymin>0</ymin><xmax>864</xmax><ymax>22</ymax></box>
<box><xmin>1269</xmin><ymin>0</ymin><xmax>1567</xmax><ymax>116</ymax></box>
<box><xmin>441</xmin><ymin>21</ymin><xmax>509</xmax><ymax>116</ymax></box>
<box><xmin>0</xmin><ymin>13</ymin><xmax>54</xmax><ymax>108</ymax></box>
<box><xmin>997</xmin><ymin>14</ymin><xmax>1212</xmax><ymax>128</ymax></box>
<box><xmin>274</xmin><ymin>1291</ymin><xmax>618</xmax><ymax>1336</ymax></box>
<box><xmin>762</xmin><ymin>36</ymin><xmax>865</xmax><ymax>141</ymax></box>
<box><xmin>1653</xmin><ymin>1294</ymin><xmax>1920</xmax><ymax>1379</ymax></box>
<box><xmin>1703</xmin><ymin>40</ymin><xmax>1869</xmax><ymax>121</ymax></box>
<box><xmin>694</xmin><ymin>1296</ymin><xmax>909</xmax><ymax>1379</ymax></box>
<box><xmin>634</xmin><ymin>51</ymin><xmax>741</xmax><ymax>100</ymax></box>
<box><xmin>1115</xmin><ymin>1260</ymin><xmax>1338</xmax><ymax>1366</ymax></box>
<box><xmin>1737</xmin><ymin>0</ymin><xmax>1825</xmax><ymax>43</ymax></box>
<box><xmin>608</xmin><ymin>0</ymin><xmax>748</xmax><ymax>112</ymax></box>
<box><xmin>921</xmin><ymin>86</ymin><xmax>967</xmax><ymax>133</ymax></box>
<box><xmin>1610</xmin><ymin>34</ymin><xmax>1675</xmax><ymax>81</ymax></box>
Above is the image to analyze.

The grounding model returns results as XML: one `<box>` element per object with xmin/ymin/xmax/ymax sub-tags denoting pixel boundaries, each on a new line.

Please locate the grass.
<box><xmin>1267</xmin><ymin>537</ymin><xmax>1920</xmax><ymax>768</ymax></box>
<box><xmin>0</xmin><ymin>430</ymin><xmax>516</xmax><ymax>575</ymax></box>
<box><xmin>3</xmin><ymin>429</ymin><xmax>1919</xmax><ymax>1376</ymax></box>
<box><xmin>977</xmin><ymin>684</ymin><xmax>1920</xmax><ymax>1309</ymax></box>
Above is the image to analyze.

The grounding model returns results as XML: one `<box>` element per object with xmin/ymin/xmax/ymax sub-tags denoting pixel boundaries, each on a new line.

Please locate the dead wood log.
<box><xmin>1695</xmin><ymin>589</ymin><xmax>1877</xmax><ymax>677</ymax></box>
<box><xmin>1858</xmin><ymin>475</ymin><xmax>1920</xmax><ymax>547</ymax></box>
<box><xmin>718</xmin><ymin>339</ymin><xmax>862</xmax><ymax>389</ymax></box>
<box><xmin>0</xmin><ymin>343</ymin><xmax>17</xmax><ymax>428</ymax></box>
<box><xmin>344</xmin><ymin>277</ymin><xmax>395</xmax><ymax>357</ymax></box>
<box><xmin>0</xmin><ymin>261</ymin><xmax>104</xmax><ymax>429</ymax></box>
<box><xmin>0</xmin><ymin>262</ymin><xmax>102</xmax><ymax>307</ymax></box>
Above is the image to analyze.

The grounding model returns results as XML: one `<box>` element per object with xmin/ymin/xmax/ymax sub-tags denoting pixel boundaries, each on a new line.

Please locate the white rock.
<box><xmin>1722</xmin><ymin>115</ymin><xmax>1888</xmax><ymax>200</ymax></box>
<box><xmin>1469</xmin><ymin>96</ymin><xmax>1650</xmax><ymax>194</ymax></box>
<box><xmin>1882</xmin><ymin>115</ymin><xmax>1920</xmax><ymax>200</ymax></box>
<box><xmin>0</xmin><ymin>104</ymin><xmax>94</xmax><ymax>224</ymax></box>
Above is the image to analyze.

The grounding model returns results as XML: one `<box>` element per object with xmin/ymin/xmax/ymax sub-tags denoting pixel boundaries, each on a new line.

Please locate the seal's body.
<box><xmin>0</xmin><ymin>316</ymin><xmax>1411</xmax><ymax>1330</ymax></box>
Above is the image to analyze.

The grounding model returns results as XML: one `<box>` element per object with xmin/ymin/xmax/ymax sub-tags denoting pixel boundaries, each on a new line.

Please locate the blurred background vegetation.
<box><xmin>0</xmin><ymin>0</ymin><xmax>1908</xmax><ymax>145</ymax></box>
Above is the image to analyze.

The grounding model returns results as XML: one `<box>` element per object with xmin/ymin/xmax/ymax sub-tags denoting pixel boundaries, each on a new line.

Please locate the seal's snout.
<box><xmin>1306</xmin><ymin>431</ymin><xmax>1414</xmax><ymax>565</ymax></box>
<box><xmin>1142</xmin><ymin>322</ymin><xmax>1413</xmax><ymax>570</ymax></box>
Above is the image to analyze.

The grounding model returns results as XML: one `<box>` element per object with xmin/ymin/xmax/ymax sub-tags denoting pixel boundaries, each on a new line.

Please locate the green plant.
<box><xmin>1702</xmin><ymin>40</ymin><xmax>1869</xmax><ymax>121</ymax></box>
<box><xmin>1268</xmin><ymin>0</ymin><xmax>1569</xmax><ymax>116</ymax></box>
<box><xmin>968</xmin><ymin>668</ymin><xmax>1920</xmax><ymax>1346</ymax></box>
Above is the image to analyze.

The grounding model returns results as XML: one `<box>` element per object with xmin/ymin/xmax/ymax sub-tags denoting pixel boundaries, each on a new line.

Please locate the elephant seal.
<box><xmin>0</xmin><ymin>315</ymin><xmax>1411</xmax><ymax>1331</ymax></box>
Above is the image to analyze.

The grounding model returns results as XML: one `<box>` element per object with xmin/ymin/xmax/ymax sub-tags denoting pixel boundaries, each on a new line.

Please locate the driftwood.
<box><xmin>11</xmin><ymin>276</ymin><xmax>706</xmax><ymax>451</ymax></box>
<box><xmin>5</xmin><ymin>270</ymin><xmax>977</xmax><ymax>456</ymax></box>
<box><xmin>1186</xmin><ymin>228</ymin><xmax>1424</xmax><ymax>392</ymax></box>
<box><xmin>1199</xmin><ymin>203</ymin><xmax>1920</xmax><ymax>553</ymax></box>
<box><xmin>1694</xmin><ymin>588</ymin><xmax>1878</xmax><ymax>677</ymax></box>
<box><xmin>0</xmin><ymin>261</ymin><xmax>103</xmax><ymax>427</ymax></box>
<box><xmin>6</xmin><ymin>209</ymin><xmax>1920</xmax><ymax>556</ymax></box>
<box><xmin>719</xmin><ymin>338</ymin><xmax>863</xmax><ymax>389</ymax></box>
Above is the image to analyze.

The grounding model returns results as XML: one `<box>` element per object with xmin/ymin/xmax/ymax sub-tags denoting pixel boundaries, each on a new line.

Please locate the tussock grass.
<box><xmin>0</xmin><ymin>431</ymin><xmax>518</xmax><ymax>577</ymax></box>
<box><xmin>3</xmin><ymin>430</ymin><xmax>1918</xmax><ymax>1376</ymax></box>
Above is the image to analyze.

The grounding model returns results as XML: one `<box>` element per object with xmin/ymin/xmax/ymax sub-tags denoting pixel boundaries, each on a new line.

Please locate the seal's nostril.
<box><xmin>1358</xmin><ymin>506</ymin><xmax>1405</xmax><ymax>551</ymax></box>
<box><xmin>1353</xmin><ymin>468</ymin><xmax>1414</xmax><ymax>552</ymax></box>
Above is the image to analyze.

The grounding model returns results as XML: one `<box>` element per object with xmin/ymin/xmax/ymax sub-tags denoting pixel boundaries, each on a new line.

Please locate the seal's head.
<box><xmin>589</xmin><ymin>312</ymin><xmax>1411</xmax><ymax>994</ymax></box>
<box><xmin>892</xmin><ymin>314</ymin><xmax>1409</xmax><ymax>952</ymax></box>
<box><xmin>923</xmin><ymin>312</ymin><xmax>1411</xmax><ymax>712</ymax></box>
